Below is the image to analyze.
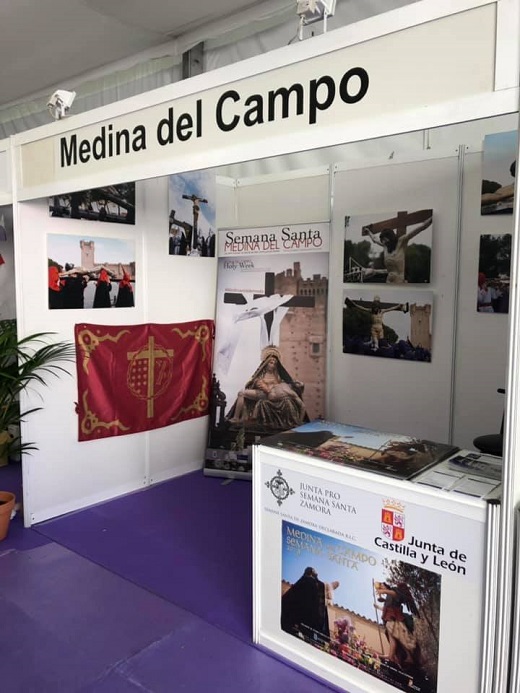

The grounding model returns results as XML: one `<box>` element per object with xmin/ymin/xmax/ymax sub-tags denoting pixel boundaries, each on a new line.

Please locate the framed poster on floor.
<box><xmin>205</xmin><ymin>222</ymin><xmax>329</xmax><ymax>478</ymax></box>
<box><xmin>253</xmin><ymin>442</ymin><xmax>493</xmax><ymax>693</ymax></box>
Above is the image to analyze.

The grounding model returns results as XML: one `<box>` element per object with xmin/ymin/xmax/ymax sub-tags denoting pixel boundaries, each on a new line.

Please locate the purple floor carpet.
<box><xmin>1</xmin><ymin>542</ymin><xmax>338</xmax><ymax>692</ymax></box>
<box><xmin>35</xmin><ymin>471</ymin><xmax>253</xmax><ymax>642</ymax></box>
<box><xmin>0</xmin><ymin>542</ymin><xmax>197</xmax><ymax>691</ymax></box>
<box><xmin>3</xmin><ymin>469</ymin><xmax>342</xmax><ymax>691</ymax></box>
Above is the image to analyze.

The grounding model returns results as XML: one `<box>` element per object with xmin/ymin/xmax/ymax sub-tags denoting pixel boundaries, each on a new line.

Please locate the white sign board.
<box><xmin>19</xmin><ymin>6</ymin><xmax>496</xmax><ymax>193</ymax></box>
<box><xmin>254</xmin><ymin>445</ymin><xmax>488</xmax><ymax>693</ymax></box>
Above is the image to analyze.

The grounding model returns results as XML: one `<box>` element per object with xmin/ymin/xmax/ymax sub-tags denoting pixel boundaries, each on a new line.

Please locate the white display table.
<box><xmin>253</xmin><ymin>423</ymin><xmax>498</xmax><ymax>693</ymax></box>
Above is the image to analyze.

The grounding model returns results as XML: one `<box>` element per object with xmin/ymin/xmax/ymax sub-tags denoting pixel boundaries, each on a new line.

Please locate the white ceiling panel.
<box><xmin>0</xmin><ymin>0</ymin><xmax>263</xmax><ymax>107</ymax></box>
<box><xmin>0</xmin><ymin>0</ymin><xmax>420</xmax><ymax>112</ymax></box>
<box><xmin>85</xmin><ymin>0</ymin><xmax>263</xmax><ymax>35</ymax></box>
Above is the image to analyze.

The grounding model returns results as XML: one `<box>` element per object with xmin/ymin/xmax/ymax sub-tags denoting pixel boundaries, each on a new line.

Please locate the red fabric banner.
<box><xmin>75</xmin><ymin>320</ymin><xmax>214</xmax><ymax>441</ymax></box>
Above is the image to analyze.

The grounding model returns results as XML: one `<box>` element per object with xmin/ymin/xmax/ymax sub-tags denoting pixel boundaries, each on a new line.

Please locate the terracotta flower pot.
<box><xmin>0</xmin><ymin>491</ymin><xmax>16</xmax><ymax>541</ymax></box>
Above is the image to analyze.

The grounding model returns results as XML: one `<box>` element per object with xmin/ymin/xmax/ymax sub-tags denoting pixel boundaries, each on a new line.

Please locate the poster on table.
<box><xmin>48</xmin><ymin>183</ymin><xmax>136</xmax><ymax>223</ymax></box>
<box><xmin>47</xmin><ymin>233</ymin><xmax>135</xmax><ymax>309</ymax></box>
<box><xmin>205</xmin><ymin>222</ymin><xmax>329</xmax><ymax>478</ymax></box>
<box><xmin>255</xmin><ymin>454</ymin><xmax>488</xmax><ymax>693</ymax></box>
<box><xmin>343</xmin><ymin>287</ymin><xmax>433</xmax><ymax>361</ymax></box>
<box><xmin>261</xmin><ymin>420</ymin><xmax>456</xmax><ymax>481</ymax></box>
<box><xmin>343</xmin><ymin>210</ymin><xmax>433</xmax><ymax>284</ymax></box>
<box><xmin>477</xmin><ymin>234</ymin><xmax>511</xmax><ymax>314</ymax></box>
<box><xmin>168</xmin><ymin>170</ymin><xmax>216</xmax><ymax>257</ymax></box>
<box><xmin>481</xmin><ymin>130</ymin><xmax>517</xmax><ymax>215</ymax></box>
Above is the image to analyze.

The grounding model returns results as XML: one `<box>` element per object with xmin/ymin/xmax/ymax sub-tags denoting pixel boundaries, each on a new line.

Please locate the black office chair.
<box><xmin>472</xmin><ymin>388</ymin><xmax>505</xmax><ymax>457</ymax></box>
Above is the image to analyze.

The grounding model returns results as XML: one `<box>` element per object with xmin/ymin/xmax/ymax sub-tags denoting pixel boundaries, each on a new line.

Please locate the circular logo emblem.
<box><xmin>266</xmin><ymin>469</ymin><xmax>294</xmax><ymax>506</ymax></box>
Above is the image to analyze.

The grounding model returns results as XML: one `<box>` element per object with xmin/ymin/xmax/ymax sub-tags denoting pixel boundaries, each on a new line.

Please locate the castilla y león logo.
<box><xmin>381</xmin><ymin>498</ymin><xmax>405</xmax><ymax>542</ymax></box>
<box><xmin>266</xmin><ymin>469</ymin><xmax>294</xmax><ymax>506</ymax></box>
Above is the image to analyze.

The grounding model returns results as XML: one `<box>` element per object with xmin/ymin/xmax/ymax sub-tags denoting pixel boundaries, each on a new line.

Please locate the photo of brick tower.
<box><xmin>78</xmin><ymin>239</ymin><xmax>135</xmax><ymax>279</ymax></box>
<box><xmin>205</xmin><ymin>223</ymin><xmax>329</xmax><ymax>477</ymax></box>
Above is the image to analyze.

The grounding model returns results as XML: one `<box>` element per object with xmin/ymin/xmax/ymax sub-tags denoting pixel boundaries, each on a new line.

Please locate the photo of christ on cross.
<box><xmin>344</xmin><ymin>209</ymin><xmax>433</xmax><ymax>285</ymax></box>
<box><xmin>168</xmin><ymin>169</ymin><xmax>216</xmax><ymax>257</ymax></box>
<box><xmin>343</xmin><ymin>287</ymin><xmax>433</xmax><ymax>362</ymax></box>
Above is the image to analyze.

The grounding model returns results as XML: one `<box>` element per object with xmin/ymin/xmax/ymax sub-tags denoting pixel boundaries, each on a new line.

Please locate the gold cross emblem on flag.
<box><xmin>127</xmin><ymin>336</ymin><xmax>174</xmax><ymax>418</ymax></box>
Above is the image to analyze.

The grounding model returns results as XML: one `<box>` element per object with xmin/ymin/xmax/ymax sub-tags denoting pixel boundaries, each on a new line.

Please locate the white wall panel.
<box><xmin>235</xmin><ymin>170</ymin><xmax>330</xmax><ymax>227</ymax></box>
<box><xmin>328</xmin><ymin>154</ymin><xmax>460</xmax><ymax>442</ymax></box>
<box><xmin>17</xmin><ymin>175</ymin><xmax>231</xmax><ymax>523</ymax></box>
<box><xmin>144</xmin><ymin>173</ymin><xmax>230</xmax><ymax>483</ymax></box>
<box><xmin>16</xmin><ymin>198</ymin><xmax>148</xmax><ymax>524</ymax></box>
<box><xmin>139</xmin><ymin>175</ymin><xmax>218</xmax><ymax>323</ymax></box>
<box><xmin>452</xmin><ymin>150</ymin><xmax>511</xmax><ymax>448</ymax></box>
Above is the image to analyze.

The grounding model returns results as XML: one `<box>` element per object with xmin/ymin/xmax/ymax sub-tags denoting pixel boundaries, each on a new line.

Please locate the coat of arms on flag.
<box><xmin>381</xmin><ymin>499</ymin><xmax>405</xmax><ymax>542</ymax></box>
<box><xmin>75</xmin><ymin>320</ymin><xmax>214</xmax><ymax>441</ymax></box>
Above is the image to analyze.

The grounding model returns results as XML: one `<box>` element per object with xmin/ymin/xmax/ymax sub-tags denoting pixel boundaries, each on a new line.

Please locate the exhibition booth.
<box><xmin>1</xmin><ymin>0</ymin><xmax>520</xmax><ymax>691</ymax></box>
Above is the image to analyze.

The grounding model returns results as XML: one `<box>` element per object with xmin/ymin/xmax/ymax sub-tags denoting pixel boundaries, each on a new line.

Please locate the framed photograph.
<box><xmin>49</xmin><ymin>183</ymin><xmax>136</xmax><ymax>224</ymax></box>
<box><xmin>47</xmin><ymin>233</ymin><xmax>135</xmax><ymax>309</ymax></box>
<box><xmin>477</xmin><ymin>234</ymin><xmax>511</xmax><ymax>313</ymax></box>
<box><xmin>344</xmin><ymin>210</ymin><xmax>433</xmax><ymax>284</ymax></box>
<box><xmin>168</xmin><ymin>170</ymin><xmax>216</xmax><ymax>257</ymax></box>
<box><xmin>343</xmin><ymin>287</ymin><xmax>433</xmax><ymax>361</ymax></box>
<box><xmin>481</xmin><ymin>131</ymin><xmax>517</xmax><ymax>215</ymax></box>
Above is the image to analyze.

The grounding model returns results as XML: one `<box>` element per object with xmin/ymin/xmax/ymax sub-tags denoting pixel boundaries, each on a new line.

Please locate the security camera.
<box><xmin>296</xmin><ymin>0</ymin><xmax>336</xmax><ymax>25</ymax></box>
<box><xmin>47</xmin><ymin>89</ymin><xmax>76</xmax><ymax>120</ymax></box>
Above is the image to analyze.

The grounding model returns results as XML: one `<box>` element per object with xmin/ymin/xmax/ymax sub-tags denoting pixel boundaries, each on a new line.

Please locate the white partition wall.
<box><xmin>452</xmin><ymin>147</ymin><xmax>513</xmax><ymax>450</ymax></box>
<box><xmin>328</xmin><ymin>151</ymin><xmax>460</xmax><ymax>442</ymax></box>
<box><xmin>234</xmin><ymin>168</ymin><xmax>331</xmax><ymax>227</ymax></box>
<box><xmin>15</xmin><ymin>175</ymin><xmax>234</xmax><ymax>521</ymax></box>
<box><xmin>325</xmin><ymin>114</ymin><xmax>517</xmax><ymax>451</ymax></box>
<box><xmin>145</xmin><ymin>174</ymin><xmax>235</xmax><ymax>484</ymax></box>
<box><xmin>16</xmin><ymin>197</ymin><xmax>148</xmax><ymax>521</ymax></box>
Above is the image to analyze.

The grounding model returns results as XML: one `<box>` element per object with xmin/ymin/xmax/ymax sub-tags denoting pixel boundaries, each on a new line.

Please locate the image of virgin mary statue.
<box><xmin>226</xmin><ymin>346</ymin><xmax>309</xmax><ymax>432</ymax></box>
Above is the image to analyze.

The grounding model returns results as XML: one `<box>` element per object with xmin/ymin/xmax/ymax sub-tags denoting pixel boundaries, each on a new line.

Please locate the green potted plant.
<box><xmin>0</xmin><ymin>318</ymin><xmax>75</xmax><ymax>538</ymax></box>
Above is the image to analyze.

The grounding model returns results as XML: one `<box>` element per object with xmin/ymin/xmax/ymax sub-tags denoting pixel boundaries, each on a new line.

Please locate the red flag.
<box><xmin>0</xmin><ymin>253</ymin><xmax>5</xmax><ymax>266</ymax></box>
<box><xmin>75</xmin><ymin>320</ymin><xmax>214</xmax><ymax>441</ymax></box>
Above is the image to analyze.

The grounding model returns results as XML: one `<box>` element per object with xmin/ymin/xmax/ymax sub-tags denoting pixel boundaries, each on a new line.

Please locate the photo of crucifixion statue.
<box><xmin>344</xmin><ymin>208</ymin><xmax>433</xmax><ymax>284</ymax></box>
